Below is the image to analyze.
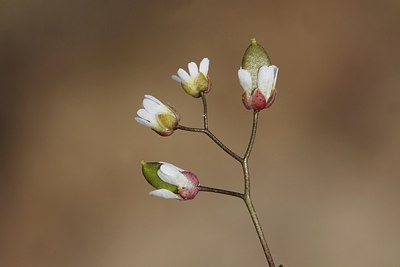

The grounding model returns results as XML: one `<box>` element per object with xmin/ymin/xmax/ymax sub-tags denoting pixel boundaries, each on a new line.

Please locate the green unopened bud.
<box><xmin>241</xmin><ymin>38</ymin><xmax>271</xmax><ymax>90</ymax></box>
<box><xmin>141</xmin><ymin>161</ymin><xmax>178</xmax><ymax>193</ymax></box>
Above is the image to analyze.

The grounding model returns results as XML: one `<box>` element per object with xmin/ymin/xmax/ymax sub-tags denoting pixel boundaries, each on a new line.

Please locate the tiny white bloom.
<box><xmin>238</xmin><ymin>65</ymin><xmax>278</xmax><ymax>95</ymax></box>
<box><xmin>238</xmin><ymin>65</ymin><xmax>279</xmax><ymax>111</ymax></box>
<box><xmin>171</xmin><ymin>58</ymin><xmax>210</xmax><ymax>97</ymax></box>
<box><xmin>148</xmin><ymin>162</ymin><xmax>200</xmax><ymax>200</ymax></box>
<box><xmin>239</xmin><ymin>38</ymin><xmax>279</xmax><ymax>111</ymax></box>
<box><xmin>135</xmin><ymin>95</ymin><xmax>180</xmax><ymax>136</ymax></box>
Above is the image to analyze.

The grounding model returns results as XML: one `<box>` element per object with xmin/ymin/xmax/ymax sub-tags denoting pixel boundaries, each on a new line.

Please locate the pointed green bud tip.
<box><xmin>242</xmin><ymin>38</ymin><xmax>272</xmax><ymax>90</ymax></box>
<box><xmin>141</xmin><ymin>161</ymin><xmax>178</xmax><ymax>193</ymax></box>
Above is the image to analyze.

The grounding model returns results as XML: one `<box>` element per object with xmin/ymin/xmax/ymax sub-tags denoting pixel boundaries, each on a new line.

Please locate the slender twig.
<box><xmin>176</xmin><ymin>124</ymin><xmax>204</xmax><ymax>133</ymax></box>
<box><xmin>200</xmin><ymin>92</ymin><xmax>208</xmax><ymax>129</ymax></box>
<box><xmin>198</xmin><ymin>185</ymin><xmax>243</xmax><ymax>199</ymax></box>
<box><xmin>178</xmin><ymin>95</ymin><xmax>276</xmax><ymax>266</ymax></box>
<box><xmin>240</xmin><ymin>110</ymin><xmax>275</xmax><ymax>267</ymax></box>
<box><xmin>242</xmin><ymin>110</ymin><xmax>259</xmax><ymax>196</ymax></box>
<box><xmin>177</xmin><ymin>125</ymin><xmax>242</xmax><ymax>162</ymax></box>
<box><xmin>243</xmin><ymin>195</ymin><xmax>275</xmax><ymax>267</ymax></box>
<box><xmin>244</xmin><ymin>111</ymin><xmax>259</xmax><ymax>161</ymax></box>
<box><xmin>176</xmin><ymin>93</ymin><xmax>242</xmax><ymax>163</ymax></box>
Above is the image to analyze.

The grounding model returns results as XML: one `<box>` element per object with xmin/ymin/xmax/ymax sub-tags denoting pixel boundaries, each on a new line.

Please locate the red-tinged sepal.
<box><xmin>251</xmin><ymin>88</ymin><xmax>267</xmax><ymax>111</ymax></box>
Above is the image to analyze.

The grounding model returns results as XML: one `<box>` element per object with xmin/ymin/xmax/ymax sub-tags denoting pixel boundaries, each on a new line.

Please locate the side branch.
<box><xmin>198</xmin><ymin>185</ymin><xmax>243</xmax><ymax>199</ymax></box>
<box><xmin>176</xmin><ymin>125</ymin><xmax>243</xmax><ymax>163</ymax></box>
<box><xmin>176</xmin><ymin>124</ymin><xmax>205</xmax><ymax>133</ymax></box>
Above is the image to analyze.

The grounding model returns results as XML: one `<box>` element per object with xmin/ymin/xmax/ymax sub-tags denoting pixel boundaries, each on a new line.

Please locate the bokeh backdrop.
<box><xmin>1</xmin><ymin>0</ymin><xmax>400</xmax><ymax>266</ymax></box>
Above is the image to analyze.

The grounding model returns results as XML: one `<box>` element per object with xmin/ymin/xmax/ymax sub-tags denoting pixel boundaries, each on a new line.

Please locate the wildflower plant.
<box><xmin>135</xmin><ymin>38</ymin><xmax>280</xmax><ymax>267</ymax></box>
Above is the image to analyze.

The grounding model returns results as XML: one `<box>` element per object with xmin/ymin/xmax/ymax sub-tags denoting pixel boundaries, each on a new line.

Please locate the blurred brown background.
<box><xmin>1</xmin><ymin>0</ymin><xmax>400</xmax><ymax>266</ymax></box>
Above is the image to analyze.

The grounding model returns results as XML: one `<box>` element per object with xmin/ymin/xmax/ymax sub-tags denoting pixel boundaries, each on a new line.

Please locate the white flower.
<box><xmin>238</xmin><ymin>65</ymin><xmax>278</xmax><ymax>98</ymax></box>
<box><xmin>238</xmin><ymin>65</ymin><xmax>279</xmax><ymax>110</ymax></box>
<box><xmin>135</xmin><ymin>95</ymin><xmax>180</xmax><ymax>136</ymax></box>
<box><xmin>142</xmin><ymin>161</ymin><xmax>199</xmax><ymax>200</ymax></box>
<box><xmin>171</xmin><ymin>58</ymin><xmax>211</xmax><ymax>97</ymax></box>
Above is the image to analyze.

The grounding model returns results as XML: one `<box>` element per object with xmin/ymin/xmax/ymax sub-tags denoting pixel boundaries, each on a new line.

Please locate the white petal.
<box><xmin>188</xmin><ymin>62</ymin><xmax>199</xmax><ymax>77</ymax></box>
<box><xmin>143</xmin><ymin>97</ymin><xmax>164</xmax><ymax>114</ymax></box>
<box><xmin>199</xmin><ymin>58</ymin><xmax>210</xmax><ymax>76</ymax></box>
<box><xmin>171</xmin><ymin>75</ymin><xmax>182</xmax><ymax>82</ymax></box>
<box><xmin>144</xmin><ymin>95</ymin><xmax>162</xmax><ymax>105</ymax></box>
<box><xmin>135</xmin><ymin>117</ymin><xmax>152</xmax><ymax>128</ymax></box>
<box><xmin>149</xmin><ymin>189</ymin><xmax>181</xmax><ymax>199</ymax></box>
<box><xmin>271</xmin><ymin>65</ymin><xmax>279</xmax><ymax>88</ymax></box>
<box><xmin>257</xmin><ymin>66</ymin><xmax>273</xmax><ymax>89</ymax></box>
<box><xmin>258</xmin><ymin>66</ymin><xmax>274</xmax><ymax>96</ymax></box>
<box><xmin>159</xmin><ymin>162</ymin><xmax>184</xmax><ymax>172</ymax></box>
<box><xmin>158</xmin><ymin>164</ymin><xmax>192</xmax><ymax>188</ymax></box>
<box><xmin>177</xmin><ymin>68</ymin><xmax>190</xmax><ymax>82</ymax></box>
<box><xmin>137</xmin><ymin>109</ymin><xmax>156</xmax><ymax>123</ymax></box>
<box><xmin>238</xmin><ymin>69</ymin><xmax>252</xmax><ymax>92</ymax></box>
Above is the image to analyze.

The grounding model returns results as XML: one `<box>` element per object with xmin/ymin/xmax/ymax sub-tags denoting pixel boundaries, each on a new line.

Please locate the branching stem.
<box><xmin>176</xmin><ymin>124</ymin><xmax>242</xmax><ymax>163</ymax></box>
<box><xmin>176</xmin><ymin>93</ymin><xmax>242</xmax><ymax>162</ymax></box>
<box><xmin>177</xmin><ymin>93</ymin><xmax>276</xmax><ymax>267</ymax></box>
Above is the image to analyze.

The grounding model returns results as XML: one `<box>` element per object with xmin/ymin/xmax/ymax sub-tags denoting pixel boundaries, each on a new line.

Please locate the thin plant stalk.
<box><xmin>198</xmin><ymin>185</ymin><xmax>243</xmax><ymax>199</ymax></box>
<box><xmin>177</xmin><ymin>92</ymin><xmax>276</xmax><ymax>267</ymax></box>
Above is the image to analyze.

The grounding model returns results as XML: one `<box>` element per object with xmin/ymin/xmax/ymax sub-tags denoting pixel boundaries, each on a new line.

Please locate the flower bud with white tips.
<box><xmin>135</xmin><ymin>95</ymin><xmax>180</xmax><ymax>136</ymax></box>
<box><xmin>238</xmin><ymin>39</ymin><xmax>279</xmax><ymax>111</ymax></box>
<box><xmin>171</xmin><ymin>58</ymin><xmax>211</xmax><ymax>98</ymax></box>
<box><xmin>141</xmin><ymin>161</ymin><xmax>199</xmax><ymax>200</ymax></box>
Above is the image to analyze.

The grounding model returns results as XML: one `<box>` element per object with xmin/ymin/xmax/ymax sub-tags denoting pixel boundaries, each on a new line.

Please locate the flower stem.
<box><xmin>198</xmin><ymin>185</ymin><xmax>243</xmax><ymax>199</ymax></box>
<box><xmin>241</xmin><ymin>111</ymin><xmax>275</xmax><ymax>267</ymax></box>
<box><xmin>243</xmin><ymin>195</ymin><xmax>275</xmax><ymax>267</ymax></box>
<box><xmin>200</xmin><ymin>92</ymin><xmax>208</xmax><ymax>130</ymax></box>
<box><xmin>176</xmin><ymin>93</ymin><xmax>242</xmax><ymax>163</ymax></box>
<box><xmin>177</xmin><ymin>125</ymin><xmax>242</xmax><ymax>162</ymax></box>
<box><xmin>244</xmin><ymin>111</ymin><xmax>259</xmax><ymax>161</ymax></box>
<box><xmin>243</xmin><ymin>111</ymin><xmax>259</xmax><ymax>196</ymax></box>
<box><xmin>178</xmin><ymin>95</ymin><xmax>276</xmax><ymax>266</ymax></box>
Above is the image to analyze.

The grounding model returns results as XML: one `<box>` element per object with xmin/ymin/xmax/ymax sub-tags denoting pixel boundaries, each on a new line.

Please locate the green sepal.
<box><xmin>141</xmin><ymin>161</ymin><xmax>179</xmax><ymax>193</ymax></box>
<box><xmin>195</xmin><ymin>72</ymin><xmax>209</xmax><ymax>92</ymax></box>
<box><xmin>181</xmin><ymin>83</ymin><xmax>200</xmax><ymax>98</ymax></box>
<box><xmin>157</xmin><ymin>113</ymin><xmax>177</xmax><ymax>130</ymax></box>
<box><xmin>242</xmin><ymin>38</ymin><xmax>271</xmax><ymax>90</ymax></box>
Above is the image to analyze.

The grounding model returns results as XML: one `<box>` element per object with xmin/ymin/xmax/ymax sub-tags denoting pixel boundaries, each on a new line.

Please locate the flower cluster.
<box><xmin>135</xmin><ymin>38</ymin><xmax>279</xmax><ymax>200</ymax></box>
